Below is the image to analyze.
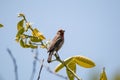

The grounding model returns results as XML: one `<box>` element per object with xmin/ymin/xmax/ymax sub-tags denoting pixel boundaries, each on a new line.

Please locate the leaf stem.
<box><xmin>22</xmin><ymin>15</ymin><xmax>34</xmax><ymax>31</ymax></box>
<box><xmin>37</xmin><ymin>59</ymin><xmax>44</xmax><ymax>80</ymax></box>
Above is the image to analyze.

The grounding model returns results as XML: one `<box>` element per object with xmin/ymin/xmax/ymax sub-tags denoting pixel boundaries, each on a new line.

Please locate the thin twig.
<box><xmin>45</xmin><ymin>66</ymin><xmax>68</xmax><ymax>80</ymax></box>
<box><xmin>7</xmin><ymin>48</ymin><xmax>18</xmax><ymax>80</ymax></box>
<box><xmin>37</xmin><ymin>59</ymin><xmax>44</xmax><ymax>80</ymax></box>
<box><xmin>35</xmin><ymin>57</ymin><xmax>67</xmax><ymax>80</ymax></box>
<box><xmin>30</xmin><ymin>49</ymin><xmax>38</xmax><ymax>80</ymax></box>
<box><xmin>22</xmin><ymin>15</ymin><xmax>34</xmax><ymax>31</ymax></box>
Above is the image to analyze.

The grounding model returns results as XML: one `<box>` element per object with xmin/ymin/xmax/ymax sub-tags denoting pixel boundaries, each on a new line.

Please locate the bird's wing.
<box><xmin>48</xmin><ymin>37</ymin><xmax>62</xmax><ymax>52</ymax></box>
<box><xmin>53</xmin><ymin>38</ymin><xmax>62</xmax><ymax>49</ymax></box>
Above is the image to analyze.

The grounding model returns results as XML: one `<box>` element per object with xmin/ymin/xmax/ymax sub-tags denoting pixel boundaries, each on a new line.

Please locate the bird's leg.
<box><xmin>54</xmin><ymin>51</ymin><xmax>60</xmax><ymax>60</ymax></box>
<box><xmin>50</xmin><ymin>51</ymin><xmax>60</xmax><ymax>62</ymax></box>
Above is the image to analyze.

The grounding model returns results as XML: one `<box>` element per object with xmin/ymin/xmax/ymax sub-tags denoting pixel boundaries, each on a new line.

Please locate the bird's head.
<box><xmin>57</xmin><ymin>29</ymin><xmax>65</xmax><ymax>36</ymax></box>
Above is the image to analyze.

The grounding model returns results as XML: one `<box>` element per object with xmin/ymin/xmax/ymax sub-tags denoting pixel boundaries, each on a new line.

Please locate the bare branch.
<box><xmin>45</xmin><ymin>66</ymin><xmax>68</xmax><ymax>80</ymax></box>
<box><xmin>35</xmin><ymin>58</ymin><xmax>68</xmax><ymax>80</ymax></box>
<box><xmin>30</xmin><ymin>49</ymin><xmax>38</xmax><ymax>80</ymax></box>
<box><xmin>7</xmin><ymin>48</ymin><xmax>18</xmax><ymax>80</ymax></box>
<box><xmin>37</xmin><ymin>59</ymin><xmax>44</xmax><ymax>80</ymax></box>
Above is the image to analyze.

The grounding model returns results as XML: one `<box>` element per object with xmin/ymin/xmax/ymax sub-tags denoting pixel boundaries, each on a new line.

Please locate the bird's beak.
<box><xmin>63</xmin><ymin>30</ymin><xmax>65</xmax><ymax>32</ymax></box>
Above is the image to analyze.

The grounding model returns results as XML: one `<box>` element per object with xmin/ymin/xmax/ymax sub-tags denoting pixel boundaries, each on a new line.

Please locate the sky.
<box><xmin>0</xmin><ymin>0</ymin><xmax>120</xmax><ymax>80</ymax></box>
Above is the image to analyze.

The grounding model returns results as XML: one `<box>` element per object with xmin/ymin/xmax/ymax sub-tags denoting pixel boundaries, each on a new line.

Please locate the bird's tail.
<box><xmin>47</xmin><ymin>52</ymin><xmax>53</xmax><ymax>63</ymax></box>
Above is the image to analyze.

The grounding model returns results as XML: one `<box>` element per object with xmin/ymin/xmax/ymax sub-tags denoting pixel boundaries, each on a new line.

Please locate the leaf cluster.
<box><xmin>55</xmin><ymin>55</ymin><xmax>95</xmax><ymax>80</ymax></box>
<box><xmin>15</xmin><ymin>14</ymin><xmax>46</xmax><ymax>49</ymax></box>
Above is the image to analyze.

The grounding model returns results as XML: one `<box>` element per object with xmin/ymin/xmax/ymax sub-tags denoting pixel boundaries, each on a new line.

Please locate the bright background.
<box><xmin>0</xmin><ymin>0</ymin><xmax>120</xmax><ymax>80</ymax></box>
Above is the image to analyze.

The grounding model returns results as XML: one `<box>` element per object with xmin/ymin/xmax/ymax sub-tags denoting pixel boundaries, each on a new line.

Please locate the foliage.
<box><xmin>55</xmin><ymin>55</ymin><xmax>95</xmax><ymax>80</ymax></box>
<box><xmin>15</xmin><ymin>13</ymin><xmax>46</xmax><ymax>49</ymax></box>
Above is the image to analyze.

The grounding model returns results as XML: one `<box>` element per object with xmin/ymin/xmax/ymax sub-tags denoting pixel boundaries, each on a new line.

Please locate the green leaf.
<box><xmin>15</xmin><ymin>37</ymin><xmax>20</xmax><ymax>42</ymax></box>
<box><xmin>74</xmin><ymin>56</ymin><xmax>95</xmax><ymax>68</ymax></box>
<box><xmin>18</xmin><ymin>13</ymin><xmax>25</xmax><ymax>17</ymax></box>
<box><xmin>19</xmin><ymin>39</ymin><xmax>37</xmax><ymax>48</ymax></box>
<box><xmin>16</xmin><ymin>28</ymin><xmax>25</xmax><ymax>42</ymax></box>
<box><xmin>30</xmin><ymin>36</ymin><xmax>42</xmax><ymax>42</ymax></box>
<box><xmin>0</xmin><ymin>24</ymin><xmax>3</xmax><ymax>28</ymax></box>
<box><xmin>66</xmin><ymin>61</ymin><xmax>76</xmax><ymax>80</ymax></box>
<box><xmin>24</xmin><ymin>44</ymin><xmax>30</xmax><ymax>48</ymax></box>
<box><xmin>100</xmin><ymin>67</ymin><xmax>107</xmax><ymax>80</ymax></box>
<box><xmin>55</xmin><ymin>55</ymin><xmax>95</xmax><ymax>80</ymax></box>
<box><xmin>54</xmin><ymin>57</ymin><xmax>73</xmax><ymax>72</ymax></box>
<box><xmin>17</xmin><ymin>19</ymin><xmax>24</xmax><ymax>31</ymax></box>
<box><xmin>29</xmin><ymin>44</ymin><xmax>38</xmax><ymax>49</ymax></box>
<box><xmin>16</xmin><ymin>27</ymin><xmax>25</xmax><ymax>38</ymax></box>
<box><xmin>32</xmin><ymin>28</ymin><xmax>46</xmax><ymax>40</ymax></box>
<box><xmin>20</xmin><ymin>39</ymin><xmax>25</xmax><ymax>48</ymax></box>
<box><xmin>55</xmin><ymin>55</ymin><xmax>95</xmax><ymax>73</ymax></box>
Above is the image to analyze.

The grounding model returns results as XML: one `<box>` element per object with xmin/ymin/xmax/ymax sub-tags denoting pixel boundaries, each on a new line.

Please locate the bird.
<box><xmin>47</xmin><ymin>29</ymin><xmax>65</xmax><ymax>63</ymax></box>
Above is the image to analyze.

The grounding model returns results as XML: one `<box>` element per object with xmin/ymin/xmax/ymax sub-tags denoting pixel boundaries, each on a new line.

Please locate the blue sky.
<box><xmin>0</xmin><ymin>0</ymin><xmax>120</xmax><ymax>80</ymax></box>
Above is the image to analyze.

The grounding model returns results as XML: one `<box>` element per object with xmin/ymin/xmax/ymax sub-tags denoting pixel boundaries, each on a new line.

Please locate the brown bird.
<box><xmin>47</xmin><ymin>29</ymin><xmax>65</xmax><ymax>63</ymax></box>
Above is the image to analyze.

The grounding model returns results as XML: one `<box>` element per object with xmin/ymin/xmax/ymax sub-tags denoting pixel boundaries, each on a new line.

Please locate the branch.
<box><xmin>7</xmin><ymin>48</ymin><xmax>18</xmax><ymax>80</ymax></box>
<box><xmin>22</xmin><ymin>14</ymin><xmax>34</xmax><ymax>31</ymax></box>
<box><xmin>37</xmin><ymin>59</ymin><xmax>44</xmax><ymax>80</ymax></box>
<box><xmin>45</xmin><ymin>66</ymin><xmax>68</xmax><ymax>80</ymax></box>
<box><xmin>35</xmin><ymin>57</ymin><xmax>67</xmax><ymax>80</ymax></box>
<box><xmin>30</xmin><ymin>49</ymin><xmax>38</xmax><ymax>80</ymax></box>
